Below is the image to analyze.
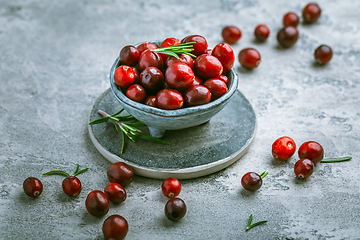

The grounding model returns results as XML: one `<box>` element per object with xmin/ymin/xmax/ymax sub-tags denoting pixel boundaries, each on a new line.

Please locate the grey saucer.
<box><xmin>88</xmin><ymin>88</ymin><xmax>256</xmax><ymax>179</ymax></box>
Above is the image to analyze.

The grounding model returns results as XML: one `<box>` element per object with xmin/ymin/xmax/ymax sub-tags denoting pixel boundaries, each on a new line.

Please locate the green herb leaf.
<box><xmin>121</xmin><ymin>130</ymin><xmax>125</xmax><ymax>154</ymax></box>
<box><xmin>110</xmin><ymin>108</ymin><xmax>124</xmax><ymax>117</ymax></box>
<box><xmin>246</xmin><ymin>214</ymin><xmax>267</xmax><ymax>231</ymax></box>
<box><xmin>321</xmin><ymin>156</ymin><xmax>352</xmax><ymax>163</ymax></box>
<box><xmin>259</xmin><ymin>170</ymin><xmax>268</xmax><ymax>179</ymax></box>
<box><xmin>122</xmin><ymin>123</ymin><xmax>142</xmax><ymax>133</ymax></box>
<box><xmin>73</xmin><ymin>168</ymin><xmax>89</xmax><ymax>176</ymax></box>
<box><xmin>42</xmin><ymin>170</ymin><xmax>70</xmax><ymax>177</ymax></box>
<box><xmin>88</xmin><ymin>117</ymin><xmax>110</xmax><ymax>125</ymax></box>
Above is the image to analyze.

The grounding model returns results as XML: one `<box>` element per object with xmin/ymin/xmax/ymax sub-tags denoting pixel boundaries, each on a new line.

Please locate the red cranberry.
<box><xmin>277</xmin><ymin>26</ymin><xmax>299</xmax><ymax>48</ymax></box>
<box><xmin>162</xmin><ymin>177</ymin><xmax>181</xmax><ymax>198</ymax></box>
<box><xmin>181</xmin><ymin>35</ymin><xmax>208</xmax><ymax>56</ymax></box>
<box><xmin>184</xmin><ymin>85</ymin><xmax>211</xmax><ymax>107</ymax></box>
<box><xmin>294</xmin><ymin>159</ymin><xmax>314</xmax><ymax>179</ymax></box>
<box><xmin>137</xmin><ymin>41</ymin><xmax>157</xmax><ymax>54</ymax></box>
<box><xmin>165</xmin><ymin>63</ymin><xmax>194</xmax><ymax>91</ymax></box>
<box><xmin>113</xmin><ymin>65</ymin><xmax>136</xmax><ymax>88</ymax></box>
<box><xmin>314</xmin><ymin>45</ymin><xmax>333</xmax><ymax>64</ymax></box>
<box><xmin>156</xmin><ymin>89</ymin><xmax>184</xmax><ymax>110</ymax></box>
<box><xmin>164</xmin><ymin>198</ymin><xmax>187</xmax><ymax>221</ymax></box>
<box><xmin>302</xmin><ymin>3</ymin><xmax>321</xmax><ymax>23</ymax></box>
<box><xmin>166</xmin><ymin>54</ymin><xmax>194</xmax><ymax>69</ymax></box>
<box><xmin>238</xmin><ymin>48</ymin><xmax>261</xmax><ymax>69</ymax></box>
<box><xmin>283</xmin><ymin>12</ymin><xmax>299</xmax><ymax>27</ymax></box>
<box><xmin>222</xmin><ymin>26</ymin><xmax>242</xmax><ymax>44</ymax></box>
<box><xmin>104</xmin><ymin>183</ymin><xmax>126</xmax><ymax>203</ymax></box>
<box><xmin>254</xmin><ymin>24</ymin><xmax>270</xmax><ymax>42</ymax></box>
<box><xmin>144</xmin><ymin>95</ymin><xmax>157</xmax><ymax>107</ymax></box>
<box><xmin>241</xmin><ymin>172</ymin><xmax>262</xmax><ymax>191</ymax></box>
<box><xmin>85</xmin><ymin>190</ymin><xmax>110</xmax><ymax>217</ymax></box>
<box><xmin>126</xmin><ymin>84</ymin><xmax>146</xmax><ymax>103</ymax></box>
<box><xmin>218</xmin><ymin>75</ymin><xmax>229</xmax><ymax>85</ymax></box>
<box><xmin>159</xmin><ymin>37</ymin><xmax>182</xmax><ymax>61</ymax></box>
<box><xmin>102</xmin><ymin>215</ymin><xmax>128</xmax><ymax>240</ymax></box>
<box><xmin>131</xmin><ymin>66</ymin><xmax>140</xmax><ymax>84</ymax></box>
<box><xmin>190</xmin><ymin>75</ymin><xmax>203</xmax><ymax>87</ymax></box>
<box><xmin>140</xmin><ymin>67</ymin><xmax>165</xmax><ymax>92</ymax></box>
<box><xmin>62</xmin><ymin>176</ymin><xmax>82</xmax><ymax>197</ymax></box>
<box><xmin>138</xmin><ymin>49</ymin><xmax>164</xmax><ymax>72</ymax></box>
<box><xmin>211</xmin><ymin>42</ymin><xmax>235</xmax><ymax>73</ymax></box>
<box><xmin>119</xmin><ymin>45</ymin><xmax>140</xmax><ymax>66</ymax></box>
<box><xmin>298</xmin><ymin>141</ymin><xmax>324</xmax><ymax>164</ymax></box>
<box><xmin>194</xmin><ymin>54</ymin><xmax>223</xmax><ymax>79</ymax></box>
<box><xmin>272</xmin><ymin>136</ymin><xmax>296</xmax><ymax>161</ymax></box>
<box><xmin>23</xmin><ymin>177</ymin><xmax>43</xmax><ymax>197</ymax></box>
<box><xmin>203</xmin><ymin>78</ymin><xmax>228</xmax><ymax>100</ymax></box>
<box><xmin>107</xmin><ymin>162</ymin><xmax>134</xmax><ymax>187</ymax></box>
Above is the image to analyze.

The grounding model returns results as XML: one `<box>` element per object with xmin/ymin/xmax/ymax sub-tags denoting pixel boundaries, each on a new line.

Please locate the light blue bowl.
<box><xmin>110</xmin><ymin>41</ymin><xmax>239</xmax><ymax>138</ymax></box>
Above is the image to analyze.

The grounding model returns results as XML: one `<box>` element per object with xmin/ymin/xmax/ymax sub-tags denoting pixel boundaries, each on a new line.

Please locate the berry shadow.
<box><xmin>311</xmin><ymin>61</ymin><xmax>330</xmax><ymax>69</ymax></box>
<box><xmin>81</xmin><ymin>211</ymin><xmax>105</xmax><ymax>225</ymax></box>
<box><xmin>292</xmin><ymin>177</ymin><xmax>311</xmax><ymax>185</ymax></box>
<box><xmin>238</xmin><ymin>187</ymin><xmax>258</xmax><ymax>198</ymax></box>
<box><xmin>236</xmin><ymin>66</ymin><xmax>255</xmax><ymax>74</ymax></box>
<box><xmin>251</xmin><ymin>39</ymin><xmax>267</xmax><ymax>45</ymax></box>
<box><xmin>159</xmin><ymin>215</ymin><xmax>184</xmax><ymax>228</ymax></box>
<box><xmin>269</xmin><ymin>155</ymin><xmax>290</xmax><ymax>167</ymax></box>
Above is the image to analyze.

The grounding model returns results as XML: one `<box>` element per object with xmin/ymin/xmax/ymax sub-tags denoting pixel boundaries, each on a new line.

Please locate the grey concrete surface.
<box><xmin>1</xmin><ymin>0</ymin><xmax>360</xmax><ymax>239</ymax></box>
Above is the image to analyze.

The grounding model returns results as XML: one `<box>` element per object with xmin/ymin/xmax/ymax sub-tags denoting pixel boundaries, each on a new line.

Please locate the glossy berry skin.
<box><xmin>119</xmin><ymin>45</ymin><xmax>140</xmax><ymax>66</ymax></box>
<box><xmin>181</xmin><ymin>35</ymin><xmax>208</xmax><ymax>56</ymax></box>
<box><xmin>140</xmin><ymin>67</ymin><xmax>165</xmax><ymax>92</ymax></box>
<box><xmin>102</xmin><ymin>215</ymin><xmax>128</xmax><ymax>240</ymax></box>
<box><xmin>211</xmin><ymin>42</ymin><xmax>235</xmax><ymax>73</ymax></box>
<box><xmin>62</xmin><ymin>176</ymin><xmax>82</xmax><ymax>197</ymax></box>
<box><xmin>222</xmin><ymin>26</ymin><xmax>242</xmax><ymax>44</ymax></box>
<box><xmin>113</xmin><ymin>65</ymin><xmax>136</xmax><ymax>88</ymax></box>
<box><xmin>314</xmin><ymin>45</ymin><xmax>333</xmax><ymax>65</ymax></box>
<box><xmin>85</xmin><ymin>190</ymin><xmax>110</xmax><ymax>217</ymax></box>
<box><xmin>191</xmin><ymin>76</ymin><xmax>203</xmax><ymax>86</ymax></box>
<box><xmin>241</xmin><ymin>172</ymin><xmax>262</xmax><ymax>191</ymax></box>
<box><xmin>165</xmin><ymin>63</ymin><xmax>194</xmax><ymax>91</ymax></box>
<box><xmin>283</xmin><ymin>12</ymin><xmax>299</xmax><ymax>27</ymax></box>
<box><xmin>184</xmin><ymin>85</ymin><xmax>211</xmax><ymax>107</ymax></box>
<box><xmin>107</xmin><ymin>162</ymin><xmax>134</xmax><ymax>187</ymax></box>
<box><xmin>254</xmin><ymin>24</ymin><xmax>270</xmax><ymax>42</ymax></box>
<box><xmin>23</xmin><ymin>177</ymin><xmax>43</xmax><ymax>197</ymax></box>
<box><xmin>238</xmin><ymin>48</ymin><xmax>261</xmax><ymax>69</ymax></box>
<box><xmin>277</xmin><ymin>26</ymin><xmax>299</xmax><ymax>48</ymax></box>
<box><xmin>203</xmin><ymin>78</ymin><xmax>228</xmax><ymax>100</ymax></box>
<box><xmin>298</xmin><ymin>141</ymin><xmax>324</xmax><ymax>164</ymax></box>
<box><xmin>126</xmin><ymin>84</ymin><xmax>146</xmax><ymax>103</ymax></box>
<box><xmin>138</xmin><ymin>49</ymin><xmax>164</xmax><ymax>72</ymax></box>
<box><xmin>294</xmin><ymin>159</ymin><xmax>314</xmax><ymax>179</ymax></box>
<box><xmin>165</xmin><ymin>198</ymin><xmax>187</xmax><ymax>221</ymax></box>
<box><xmin>162</xmin><ymin>177</ymin><xmax>181</xmax><ymax>198</ymax></box>
<box><xmin>131</xmin><ymin>66</ymin><xmax>140</xmax><ymax>84</ymax></box>
<box><xmin>302</xmin><ymin>3</ymin><xmax>321</xmax><ymax>23</ymax></box>
<box><xmin>144</xmin><ymin>95</ymin><xmax>157</xmax><ymax>107</ymax></box>
<box><xmin>159</xmin><ymin>37</ymin><xmax>181</xmax><ymax>61</ymax></box>
<box><xmin>272</xmin><ymin>136</ymin><xmax>296</xmax><ymax>161</ymax></box>
<box><xmin>218</xmin><ymin>75</ymin><xmax>229</xmax><ymax>85</ymax></box>
<box><xmin>166</xmin><ymin>54</ymin><xmax>194</xmax><ymax>69</ymax></box>
<box><xmin>104</xmin><ymin>183</ymin><xmax>126</xmax><ymax>203</ymax></box>
<box><xmin>194</xmin><ymin>54</ymin><xmax>223</xmax><ymax>79</ymax></box>
<box><xmin>137</xmin><ymin>41</ymin><xmax>157</xmax><ymax>54</ymax></box>
<box><xmin>156</xmin><ymin>89</ymin><xmax>184</xmax><ymax>110</ymax></box>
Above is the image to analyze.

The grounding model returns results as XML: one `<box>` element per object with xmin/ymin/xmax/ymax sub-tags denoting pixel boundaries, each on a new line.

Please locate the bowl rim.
<box><xmin>110</xmin><ymin>41</ymin><xmax>239</xmax><ymax>117</ymax></box>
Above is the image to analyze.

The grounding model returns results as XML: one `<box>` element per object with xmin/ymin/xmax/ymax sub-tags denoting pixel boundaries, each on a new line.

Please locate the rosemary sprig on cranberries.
<box><xmin>246</xmin><ymin>214</ymin><xmax>267</xmax><ymax>231</ymax></box>
<box><xmin>88</xmin><ymin>109</ymin><xmax>171</xmax><ymax>153</ymax></box>
<box><xmin>151</xmin><ymin>42</ymin><xmax>197</xmax><ymax>59</ymax></box>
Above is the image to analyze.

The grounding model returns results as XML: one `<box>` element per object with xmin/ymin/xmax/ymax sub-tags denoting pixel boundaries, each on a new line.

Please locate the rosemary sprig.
<box><xmin>321</xmin><ymin>156</ymin><xmax>352</xmax><ymax>163</ymax></box>
<box><xmin>88</xmin><ymin>109</ymin><xmax>171</xmax><ymax>153</ymax></box>
<box><xmin>42</xmin><ymin>164</ymin><xmax>89</xmax><ymax>177</ymax></box>
<box><xmin>151</xmin><ymin>42</ymin><xmax>197</xmax><ymax>59</ymax></box>
<box><xmin>246</xmin><ymin>214</ymin><xmax>267</xmax><ymax>231</ymax></box>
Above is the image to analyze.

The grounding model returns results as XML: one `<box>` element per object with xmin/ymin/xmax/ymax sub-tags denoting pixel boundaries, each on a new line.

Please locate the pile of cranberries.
<box><xmin>114</xmin><ymin>35</ymin><xmax>235</xmax><ymax>110</ymax></box>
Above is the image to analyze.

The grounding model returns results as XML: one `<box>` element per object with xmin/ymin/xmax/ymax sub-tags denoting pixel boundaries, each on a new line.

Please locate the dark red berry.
<box><xmin>23</xmin><ymin>177</ymin><xmax>43</xmax><ymax>197</ymax></box>
<box><xmin>241</xmin><ymin>172</ymin><xmax>262</xmax><ymax>191</ymax></box>
<box><xmin>126</xmin><ymin>84</ymin><xmax>146</xmax><ymax>103</ymax></box>
<box><xmin>164</xmin><ymin>198</ymin><xmax>187</xmax><ymax>221</ymax></box>
<box><xmin>137</xmin><ymin>41</ymin><xmax>157</xmax><ymax>54</ymax></box>
<box><xmin>194</xmin><ymin>54</ymin><xmax>223</xmax><ymax>79</ymax></box>
<box><xmin>302</xmin><ymin>3</ymin><xmax>321</xmax><ymax>23</ymax></box>
<box><xmin>277</xmin><ymin>26</ymin><xmax>299</xmax><ymax>48</ymax></box>
<box><xmin>191</xmin><ymin>75</ymin><xmax>203</xmax><ymax>87</ymax></box>
<box><xmin>238</xmin><ymin>48</ymin><xmax>261</xmax><ymax>69</ymax></box>
<box><xmin>104</xmin><ymin>183</ymin><xmax>126</xmax><ymax>203</ymax></box>
<box><xmin>222</xmin><ymin>26</ymin><xmax>242</xmax><ymax>44</ymax></box>
<box><xmin>159</xmin><ymin>37</ymin><xmax>181</xmax><ymax>62</ymax></box>
<box><xmin>314</xmin><ymin>45</ymin><xmax>333</xmax><ymax>64</ymax></box>
<box><xmin>140</xmin><ymin>67</ymin><xmax>165</xmax><ymax>92</ymax></box>
<box><xmin>184</xmin><ymin>85</ymin><xmax>211</xmax><ymax>107</ymax></box>
<box><xmin>138</xmin><ymin>49</ymin><xmax>164</xmax><ymax>72</ymax></box>
<box><xmin>211</xmin><ymin>42</ymin><xmax>235</xmax><ymax>73</ymax></box>
<box><xmin>131</xmin><ymin>66</ymin><xmax>140</xmax><ymax>84</ymax></box>
<box><xmin>298</xmin><ymin>141</ymin><xmax>324</xmax><ymax>164</ymax></box>
<box><xmin>119</xmin><ymin>45</ymin><xmax>140</xmax><ymax>66</ymax></box>
<box><xmin>203</xmin><ymin>78</ymin><xmax>228</xmax><ymax>100</ymax></box>
<box><xmin>113</xmin><ymin>65</ymin><xmax>136</xmax><ymax>88</ymax></box>
<box><xmin>85</xmin><ymin>190</ymin><xmax>110</xmax><ymax>217</ymax></box>
<box><xmin>181</xmin><ymin>35</ymin><xmax>208</xmax><ymax>56</ymax></box>
<box><xmin>217</xmin><ymin>75</ymin><xmax>229</xmax><ymax>85</ymax></box>
<box><xmin>162</xmin><ymin>177</ymin><xmax>181</xmax><ymax>198</ymax></box>
<box><xmin>272</xmin><ymin>136</ymin><xmax>296</xmax><ymax>161</ymax></box>
<box><xmin>62</xmin><ymin>176</ymin><xmax>82</xmax><ymax>197</ymax></box>
<box><xmin>294</xmin><ymin>159</ymin><xmax>314</xmax><ymax>179</ymax></box>
<box><xmin>156</xmin><ymin>89</ymin><xmax>184</xmax><ymax>110</ymax></box>
<box><xmin>283</xmin><ymin>12</ymin><xmax>299</xmax><ymax>27</ymax></box>
<box><xmin>254</xmin><ymin>24</ymin><xmax>270</xmax><ymax>42</ymax></box>
<box><xmin>165</xmin><ymin>63</ymin><xmax>194</xmax><ymax>91</ymax></box>
<box><xmin>102</xmin><ymin>215</ymin><xmax>128</xmax><ymax>240</ymax></box>
<box><xmin>166</xmin><ymin>54</ymin><xmax>194</xmax><ymax>69</ymax></box>
<box><xmin>107</xmin><ymin>162</ymin><xmax>134</xmax><ymax>187</ymax></box>
<box><xmin>144</xmin><ymin>95</ymin><xmax>157</xmax><ymax>108</ymax></box>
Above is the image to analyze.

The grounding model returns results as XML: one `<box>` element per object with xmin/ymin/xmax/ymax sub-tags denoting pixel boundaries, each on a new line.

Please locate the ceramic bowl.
<box><xmin>110</xmin><ymin>41</ymin><xmax>239</xmax><ymax>138</ymax></box>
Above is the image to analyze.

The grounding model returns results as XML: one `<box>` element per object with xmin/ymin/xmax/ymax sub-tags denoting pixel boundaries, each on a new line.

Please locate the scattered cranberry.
<box><xmin>102</xmin><ymin>215</ymin><xmax>128</xmax><ymax>240</ymax></box>
<box><xmin>85</xmin><ymin>190</ymin><xmax>110</xmax><ymax>217</ymax></box>
<box><xmin>314</xmin><ymin>45</ymin><xmax>333</xmax><ymax>64</ymax></box>
<box><xmin>181</xmin><ymin>35</ymin><xmax>208</xmax><ymax>56</ymax></box>
<box><xmin>23</xmin><ymin>177</ymin><xmax>43</xmax><ymax>197</ymax></box>
<box><xmin>254</xmin><ymin>24</ymin><xmax>270</xmax><ymax>42</ymax></box>
<box><xmin>165</xmin><ymin>63</ymin><xmax>195</xmax><ymax>91</ymax></box>
<box><xmin>126</xmin><ymin>84</ymin><xmax>147</xmax><ymax>103</ymax></box>
<box><xmin>222</xmin><ymin>26</ymin><xmax>242</xmax><ymax>44</ymax></box>
<box><xmin>140</xmin><ymin>67</ymin><xmax>165</xmax><ymax>92</ymax></box>
<box><xmin>156</xmin><ymin>89</ymin><xmax>184</xmax><ymax>110</ymax></box>
<box><xmin>217</xmin><ymin>75</ymin><xmax>229</xmax><ymax>85</ymax></box>
<box><xmin>138</xmin><ymin>49</ymin><xmax>164</xmax><ymax>72</ymax></box>
<box><xmin>302</xmin><ymin>3</ymin><xmax>321</xmax><ymax>24</ymax></box>
<box><xmin>107</xmin><ymin>162</ymin><xmax>134</xmax><ymax>187</ymax></box>
<box><xmin>203</xmin><ymin>78</ymin><xmax>228</xmax><ymax>100</ymax></box>
<box><xmin>298</xmin><ymin>141</ymin><xmax>324</xmax><ymax>164</ymax></box>
<box><xmin>113</xmin><ymin>65</ymin><xmax>136</xmax><ymax>88</ymax></box>
<box><xmin>159</xmin><ymin>37</ymin><xmax>182</xmax><ymax>61</ymax></box>
<box><xmin>238</xmin><ymin>48</ymin><xmax>261</xmax><ymax>69</ymax></box>
<box><xmin>166</xmin><ymin>54</ymin><xmax>194</xmax><ymax>69</ymax></box>
<box><xmin>104</xmin><ymin>183</ymin><xmax>126</xmax><ymax>203</ymax></box>
<box><xmin>241</xmin><ymin>171</ymin><xmax>267</xmax><ymax>191</ymax></box>
<box><xmin>165</xmin><ymin>197</ymin><xmax>187</xmax><ymax>221</ymax></box>
<box><xmin>211</xmin><ymin>42</ymin><xmax>235</xmax><ymax>73</ymax></box>
<box><xmin>294</xmin><ymin>159</ymin><xmax>314</xmax><ymax>179</ymax></box>
<box><xmin>137</xmin><ymin>41</ymin><xmax>157</xmax><ymax>54</ymax></box>
<box><xmin>184</xmin><ymin>85</ymin><xmax>211</xmax><ymax>107</ymax></box>
<box><xmin>62</xmin><ymin>176</ymin><xmax>82</xmax><ymax>197</ymax></box>
<box><xmin>277</xmin><ymin>26</ymin><xmax>299</xmax><ymax>48</ymax></box>
<box><xmin>194</xmin><ymin>54</ymin><xmax>223</xmax><ymax>79</ymax></box>
<box><xmin>272</xmin><ymin>136</ymin><xmax>296</xmax><ymax>161</ymax></box>
<box><xmin>119</xmin><ymin>45</ymin><xmax>140</xmax><ymax>66</ymax></box>
<box><xmin>144</xmin><ymin>95</ymin><xmax>157</xmax><ymax>107</ymax></box>
<box><xmin>283</xmin><ymin>12</ymin><xmax>299</xmax><ymax>27</ymax></box>
<box><xmin>162</xmin><ymin>177</ymin><xmax>181</xmax><ymax>198</ymax></box>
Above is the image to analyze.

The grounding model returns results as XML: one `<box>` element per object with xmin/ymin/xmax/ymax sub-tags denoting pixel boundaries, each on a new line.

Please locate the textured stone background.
<box><xmin>1</xmin><ymin>0</ymin><xmax>360</xmax><ymax>239</ymax></box>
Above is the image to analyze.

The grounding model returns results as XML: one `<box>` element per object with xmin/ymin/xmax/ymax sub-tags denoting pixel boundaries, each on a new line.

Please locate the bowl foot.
<box><xmin>148</xmin><ymin>127</ymin><xmax>166</xmax><ymax>138</ymax></box>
